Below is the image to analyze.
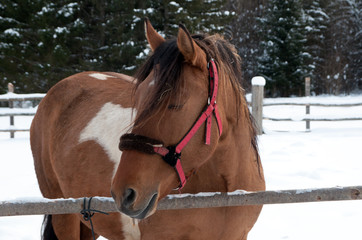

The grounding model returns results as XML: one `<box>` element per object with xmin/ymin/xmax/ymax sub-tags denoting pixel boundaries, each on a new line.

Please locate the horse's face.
<box><xmin>111</xmin><ymin>21</ymin><xmax>221</xmax><ymax>219</ymax></box>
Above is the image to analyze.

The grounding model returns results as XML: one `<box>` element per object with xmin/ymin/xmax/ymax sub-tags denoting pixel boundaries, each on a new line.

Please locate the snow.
<box><xmin>57</xmin><ymin>2</ymin><xmax>79</xmax><ymax>17</ymax></box>
<box><xmin>55</xmin><ymin>27</ymin><xmax>68</xmax><ymax>34</ymax></box>
<box><xmin>166</xmin><ymin>192</ymin><xmax>221</xmax><ymax>199</ymax></box>
<box><xmin>169</xmin><ymin>1</ymin><xmax>180</xmax><ymax>7</ymax></box>
<box><xmin>4</xmin><ymin>29</ymin><xmax>20</xmax><ymax>37</ymax></box>
<box><xmin>227</xmin><ymin>189</ymin><xmax>248</xmax><ymax>196</ymax></box>
<box><xmin>1</xmin><ymin>95</ymin><xmax>362</xmax><ymax>239</ymax></box>
<box><xmin>0</xmin><ymin>107</ymin><xmax>37</xmax><ymax>115</ymax></box>
<box><xmin>0</xmin><ymin>92</ymin><xmax>46</xmax><ymax>101</ymax></box>
<box><xmin>251</xmin><ymin>76</ymin><xmax>266</xmax><ymax>86</ymax></box>
<box><xmin>295</xmin><ymin>189</ymin><xmax>313</xmax><ymax>194</ymax></box>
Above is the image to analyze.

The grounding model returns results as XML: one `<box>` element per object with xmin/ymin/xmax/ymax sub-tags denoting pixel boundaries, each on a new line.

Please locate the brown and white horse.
<box><xmin>31</xmin><ymin>19</ymin><xmax>265</xmax><ymax>240</ymax></box>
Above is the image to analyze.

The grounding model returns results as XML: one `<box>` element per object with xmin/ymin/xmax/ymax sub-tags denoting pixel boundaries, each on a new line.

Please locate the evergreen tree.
<box><xmin>303</xmin><ymin>0</ymin><xmax>329</xmax><ymax>94</ymax></box>
<box><xmin>146</xmin><ymin>0</ymin><xmax>232</xmax><ymax>37</ymax></box>
<box><xmin>355</xmin><ymin>0</ymin><xmax>362</xmax><ymax>90</ymax></box>
<box><xmin>0</xmin><ymin>0</ymin><xmax>232</xmax><ymax>94</ymax></box>
<box><xmin>0</xmin><ymin>0</ymin><xmax>48</xmax><ymax>93</ymax></box>
<box><xmin>346</xmin><ymin>0</ymin><xmax>362</xmax><ymax>92</ymax></box>
<box><xmin>0</xmin><ymin>0</ymin><xmax>149</xmax><ymax>93</ymax></box>
<box><xmin>227</xmin><ymin>0</ymin><xmax>267</xmax><ymax>90</ymax></box>
<box><xmin>320</xmin><ymin>0</ymin><xmax>361</xmax><ymax>94</ymax></box>
<box><xmin>257</xmin><ymin>0</ymin><xmax>311</xmax><ymax>97</ymax></box>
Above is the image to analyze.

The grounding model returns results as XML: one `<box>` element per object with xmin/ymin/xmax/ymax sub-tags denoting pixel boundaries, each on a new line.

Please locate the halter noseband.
<box><xmin>119</xmin><ymin>59</ymin><xmax>222</xmax><ymax>190</ymax></box>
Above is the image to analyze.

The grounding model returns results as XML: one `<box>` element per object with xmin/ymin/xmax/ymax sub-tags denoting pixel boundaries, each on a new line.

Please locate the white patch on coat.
<box><xmin>121</xmin><ymin>214</ymin><xmax>141</xmax><ymax>240</ymax></box>
<box><xmin>89</xmin><ymin>73</ymin><xmax>116</xmax><ymax>80</ymax></box>
<box><xmin>79</xmin><ymin>103</ymin><xmax>140</xmax><ymax>239</ymax></box>
<box><xmin>79</xmin><ymin>102</ymin><xmax>134</xmax><ymax>174</ymax></box>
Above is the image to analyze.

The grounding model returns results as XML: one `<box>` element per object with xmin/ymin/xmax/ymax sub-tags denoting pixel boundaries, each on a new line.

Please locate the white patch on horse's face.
<box><xmin>120</xmin><ymin>213</ymin><xmax>141</xmax><ymax>240</ymax></box>
<box><xmin>89</xmin><ymin>73</ymin><xmax>116</xmax><ymax>80</ymax></box>
<box><xmin>79</xmin><ymin>102</ymin><xmax>134</xmax><ymax>175</ymax></box>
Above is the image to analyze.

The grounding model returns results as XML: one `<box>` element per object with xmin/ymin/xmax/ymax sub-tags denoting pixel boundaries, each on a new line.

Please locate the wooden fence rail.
<box><xmin>0</xmin><ymin>186</ymin><xmax>361</xmax><ymax>217</ymax></box>
<box><xmin>263</xmin><ymin>102</ymin><xmax>362</xmax><ymax>107</ymax></box>
<box><xmin>2</xmin><ymin>81</ymin><xmax>362</xmax><ymax>137</ymax></box>
<box><xmin>250</xmin><ymin>77</ymin><xmax>362</xmax><ymax>134</ymax></box>
<box><xmin>0</xmin><ymin>84</ymin><xmax>45</xmax><ymax>137</ymax></box>
<box><xmin>264</xmin><ymin>116</ymin><xmax>362</xmax><ymax>122</ymax></box>
<box><xmin>261</xmin><ymin>101</ymin><xmax>362</xmax><ymax>132</ymax></box>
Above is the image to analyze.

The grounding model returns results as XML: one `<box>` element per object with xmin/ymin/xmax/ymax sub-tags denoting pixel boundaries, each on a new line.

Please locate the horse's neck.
<box><xmin>187</xmin><ymin>100</ymin><xmax>262</xmax><ymax>194</ymax></box>
<box><xmin>218</xmin><ymin>109</ymin><xmax>260</xmax><ymax>191</ymax></box>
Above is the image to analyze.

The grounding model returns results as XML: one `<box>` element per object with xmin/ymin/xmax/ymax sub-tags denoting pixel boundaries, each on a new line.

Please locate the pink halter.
<box><xmin>119</xmin><ymin>59</ymin><xmax>222</xmax><ymax>190</ymax></box>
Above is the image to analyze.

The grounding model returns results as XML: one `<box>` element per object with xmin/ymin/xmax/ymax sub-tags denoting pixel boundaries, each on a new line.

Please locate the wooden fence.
<box><xmin>2</xmin><ymin>80</ymin><xmax>362</xmax><ymax>137</ymax></box>
<box><xmin>0</xmin><ymin>83</ymin><xmax>45</xmax><ymax>138</ymax></box>
<box><xmin>251</xmin><ymin>77</ymin><xmax>362</xmax><ymax>134</ymax></box>
<box><xmin>0</xmin><ymin>186</ymin><xmax>361</xmax><ymax>217</ymax></box>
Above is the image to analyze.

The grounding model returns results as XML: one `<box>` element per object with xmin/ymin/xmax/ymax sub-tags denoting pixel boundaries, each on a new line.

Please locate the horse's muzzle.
<box><xmin>112</xmin><ymin>188</ymin><xmax>158</xmax><ymax>219</ymax></box>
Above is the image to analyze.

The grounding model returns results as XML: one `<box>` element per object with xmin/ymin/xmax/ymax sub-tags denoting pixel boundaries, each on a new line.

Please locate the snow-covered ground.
<box><xmin>0</xmin><ymin>95</ymin><xmax>362</xmax><ymax>239</ymax></box>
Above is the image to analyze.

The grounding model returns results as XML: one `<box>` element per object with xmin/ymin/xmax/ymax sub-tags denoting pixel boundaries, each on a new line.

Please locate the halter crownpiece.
<box><xmin>119</xmin><ymin>59</ymin><xmax>222</xmax><ymax>190</ymax></box>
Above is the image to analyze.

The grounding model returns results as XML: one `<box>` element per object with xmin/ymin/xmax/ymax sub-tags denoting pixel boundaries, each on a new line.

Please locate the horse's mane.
<box><xmin>134</xmin><ymin>34</ymin><xmax>246</xmax><ymax>124</ymax></box>
<box><xmin>133</xmin><ymin>34</ymin><xmax>259</xmax><ymax>165</ymax></box>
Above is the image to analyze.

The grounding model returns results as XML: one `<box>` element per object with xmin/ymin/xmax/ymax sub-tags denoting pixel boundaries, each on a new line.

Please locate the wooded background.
<box><xmin>0</xmin><ymin>0</ymin><xmax>361</xmax><ymax>97</ymax></box>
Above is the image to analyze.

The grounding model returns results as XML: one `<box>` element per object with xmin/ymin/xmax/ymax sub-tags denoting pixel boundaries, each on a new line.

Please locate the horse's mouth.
<box><xmin>121</xmin><ymin>193</ymin><xmax>158</xmax><ymax>219</ymax></box>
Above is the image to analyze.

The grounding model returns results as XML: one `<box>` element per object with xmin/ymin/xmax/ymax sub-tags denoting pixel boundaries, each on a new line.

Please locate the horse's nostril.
<box><xmin>122</xmin><ymin>188</ymin><xmax>137</xmax><ymax>208</ymax></box>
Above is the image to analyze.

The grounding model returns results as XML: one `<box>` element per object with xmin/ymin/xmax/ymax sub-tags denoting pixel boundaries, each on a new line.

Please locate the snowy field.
<box><xmin>0</xmin><ymin>95</ymin><xmax>362</xmax><ymax>239</ymax></box>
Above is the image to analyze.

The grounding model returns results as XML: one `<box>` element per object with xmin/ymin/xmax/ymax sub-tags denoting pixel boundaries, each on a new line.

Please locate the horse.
<box><xmin>30</xmin><ymin>19</ymin><xmax>265</xmax><ymax>240</ymax></box>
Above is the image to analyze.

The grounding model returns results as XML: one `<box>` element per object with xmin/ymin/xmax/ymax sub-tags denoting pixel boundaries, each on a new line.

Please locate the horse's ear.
<box><xmin>144</xmin><ymin>18</ymin><xmax>165</xmax><ymax>51</ymax></box>
<box><xmin>177</xmin><ymin>24</ymin><xmax>206</xmax><ymax>69</ymax></box>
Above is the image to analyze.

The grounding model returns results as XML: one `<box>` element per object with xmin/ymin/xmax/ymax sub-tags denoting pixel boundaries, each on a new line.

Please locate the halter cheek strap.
<box><xmin>119</xmin><ymin>59</ymin><xmax>222</xmax><ymax>190</ymax></box>
<box><xmin>205</xmin><ymin>59</ymin><xmax>222</xmax><ymax>144</ymax></box>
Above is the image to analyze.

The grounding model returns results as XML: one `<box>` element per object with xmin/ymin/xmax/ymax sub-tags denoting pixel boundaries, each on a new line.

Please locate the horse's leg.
<box><xmin>51</xmin><ymin>214</ymin><xmax>80</xmax><ymax>239</ymax></box>
<box><xmin>51</xmin><ymin>214</ymin><xmax>96</xmax><ymax>240</ymax></box>
<box><xmin>240</xmin><ymin>232</ymin><xmax>248</xmax><ymax>240</ymax></box>
<box><xmin>81</xmin><ymin>221</ymin><xmax>98</xmax><ymax>239</ymax></box>
<box><xmin>80</xmin><ymin>213</ymin><xmax>138</xmax><ymax>240</ymax></box>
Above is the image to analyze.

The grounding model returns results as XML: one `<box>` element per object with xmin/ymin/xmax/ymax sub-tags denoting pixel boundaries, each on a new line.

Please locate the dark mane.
<box><xmin>133</xmin><ymin>34</ymin><xmax>246</xmax><ymax>127</ymax></box>
<box><xmin>133</xmin><ymin>38</ymin><xmax>184</xmax><ymax>127</ymax></box>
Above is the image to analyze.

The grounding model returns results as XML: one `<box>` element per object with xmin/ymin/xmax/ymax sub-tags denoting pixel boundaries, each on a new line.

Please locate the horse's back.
<box><xmin>31</xmin><ymin>71</ymin><xmax>134</xmax><ymax>198</ymax></box>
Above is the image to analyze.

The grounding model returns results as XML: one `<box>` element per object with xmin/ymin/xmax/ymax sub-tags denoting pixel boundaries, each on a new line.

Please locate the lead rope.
<box><xmin>80</xmin><ymin>197</ymin><xmax>109</xmax><ymax>240</ymax></box>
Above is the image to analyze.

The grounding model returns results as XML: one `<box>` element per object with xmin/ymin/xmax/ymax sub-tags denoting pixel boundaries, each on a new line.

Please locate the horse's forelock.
<box><xmin>133</xmin><ymin>38</ymin><xmax>184</xmax><ymax>129</ymax></box>
<box><xmin>132</xmin><ymin>34</ymin><xmax>246</xmax><ymax>131</ymax></box>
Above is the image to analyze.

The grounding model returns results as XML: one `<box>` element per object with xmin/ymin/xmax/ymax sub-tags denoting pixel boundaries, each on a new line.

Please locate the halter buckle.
<box><xmin>163</xmin><ymin>146</ymin><xmax>181</xmax><ymax>167</ymax></box>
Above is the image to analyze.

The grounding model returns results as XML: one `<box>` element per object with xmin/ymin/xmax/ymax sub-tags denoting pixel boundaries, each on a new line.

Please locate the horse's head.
<box><xmin>111</xmin><ymin>19</ymin><xmax>243</xmax><ymax>219</ymax></box>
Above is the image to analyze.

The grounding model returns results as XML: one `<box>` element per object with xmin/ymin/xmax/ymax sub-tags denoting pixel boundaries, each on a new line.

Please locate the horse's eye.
<box><xmin>168</xmin><ymin>104</ymin><xmax>183</xmax><ymax>110</ymax></box>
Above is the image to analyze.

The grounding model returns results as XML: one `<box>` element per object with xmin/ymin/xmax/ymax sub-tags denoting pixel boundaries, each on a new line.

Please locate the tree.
<box><xmin>321</xmin><ymin>0</ymin><xmax>361</xmax><ymax>94</ymax></box>
<box><xmin>0</xmin><ymin>0</ymin><xmax>48</xmax><ymax>93</ymax></box>
<box><xmin>0</xmin><ymin>0</ymin><xmax>150</xmax><ymax>93</ymax></box>
<box><xmin>0</xmin><ymin>0</ymin><xmax>233</xmax><ymax>94</ymax></box>
<box><xmin>257</xmin><ymin>0</ymin><xmax>311</xmax><ymax>97</ymax></box>
<box><xmin>226</xmin><ymin>0</ymin><xmax>268</xmax><ymax>91</ymax></box>
<box><xmin>303</xmin><ymin>0</ymin><xmax>329</xmax><ymax>94</ymax></box>
<box><xmin>146</xmin><ymin>0</ymin><xmax>232</xmax><ymax>37</ymax></box>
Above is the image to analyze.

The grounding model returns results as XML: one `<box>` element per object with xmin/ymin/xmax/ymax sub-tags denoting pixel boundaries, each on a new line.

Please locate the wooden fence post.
<box><xmin>305</xmin><ymin>77</ymin><xmax>311</xmax><ymax>131</ymax></box>
<box><xmin>251</xmin><ymin>76</ymin><xmax>266</xmax><ymax>135</ymax></box>
<box><xmin>7</xmin><ymin>83</ymin><xmax>14</xmax><ymax>138</ymax></box>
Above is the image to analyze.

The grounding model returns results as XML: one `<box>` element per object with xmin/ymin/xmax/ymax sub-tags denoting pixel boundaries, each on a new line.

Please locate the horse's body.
<box><xmin>31</xmin><ymin>20</ymin><xmax>265</xmax><ymax>240</ymax></box>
